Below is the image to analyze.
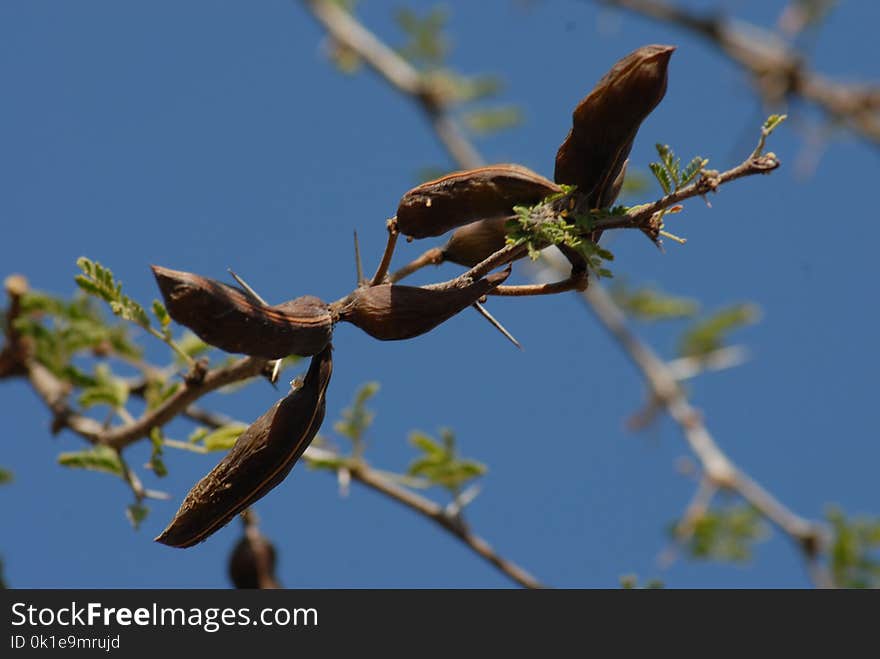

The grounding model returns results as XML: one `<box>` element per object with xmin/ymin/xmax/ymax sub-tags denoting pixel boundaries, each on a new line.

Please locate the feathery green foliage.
<box><xmin>462</xmin><ymin>106</ymin><xmax>522</xmax><ymax>135</ymax></box>
<box><xmin>752</xmin><ymin>114</ymin><xmax>787</xmax><ymax>158</ymax></box>
<box><xmin>148</xmin><ymin>427</ymin><xmax>168</xmax><ymax>477</ymax></box>
<box><xmin>14</xmin><ymin>290</ymin><xmax>141</xmax><ymax>377</ymax></box>
<box><xmin>619</xmin><ymin>574</ymin><xmax>665</xmax><ymax>589</ymax></box>
<box><xmin>678</xmin><ymin>503</ymin><xmax>769</xmax><ymax>563</ymax></box>
<box><xmin>826</xmin><ymin>506</ymin><xmax>880</xmax><ymax>588</ymax></box>
<box><xmin>57</xmin><ymin>446</ymin><xmax>124</xmax><ymax>477</ymax></box>
<box><xmin>407</xmin><ymin>429</ymin><xmax>486</xmax><ymax>493</ymax></box>
<box><xmin>75</xmin><ymin>257</ymin><xmax>192</xmax><ymax>364</ymax></box>
<box><xmin>199</xmin><ymin>424</ymin><xmax>248</xmax><ymax>452</ymax></box>
<box><xmin>78</xmin><ymin>363</ymin><xmax>128</xmax><ymax>411</ymax></box>
<box><xmin>334</xmin><ymin>381</ymin><xmax>380</xmax><ymax>444</ymax></box>
<box><xmin>611</xmin><ymin>283</ymin><xmax>699</xmax><ymax>321</ymax></box>
<box><xmin>650</xmin><ymin>144</ymin><xmax>708</xmax><ymax>195</ymax></box>
<box><xmin>679</xmin><ymin>304</ymin><xmax>758</xmax><ymax>358</ymax></box>
<box><xmin>126</xmin><ymin>503</ymin><xmax>149</xmax><ymax>530</ymax></box>
<box><xmin>395</xmin><ymin>6</ymin><xmax>448</xmax><ymax>68</ymax></box>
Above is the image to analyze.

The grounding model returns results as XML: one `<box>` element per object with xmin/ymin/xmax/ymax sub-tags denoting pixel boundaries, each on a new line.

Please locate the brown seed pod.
<box><xmin>155</xmin><ymin>344</ymin><xmax>333</xmax><ymax>549</ymax></box>
<box><xmin>441</xmin><ymin>216</ymin><xmax>513</xmax><ymax>267</ymax></box>
<box><xmin>396</xmin><ymin>164</ymin><xmax>560</xmax><ymax>239</ymax></box>
<box><xmin>333</xmin><ymin>269</ymin><xmax>510</xmax><ymax>341</ymax></box>
<box><xmin>555</xmin><ymin>45</ymin><xmax>674</xmax><ymax>209</ymax></box>
<box><xmin>151</xmin><ymin>265</ymin><xmax>333</xmax><ymax>359</ymax></box>
<box><xmin>228</xmin><ymin>533</ymin><xmax>278</xmax><ymax>589</ymax></box>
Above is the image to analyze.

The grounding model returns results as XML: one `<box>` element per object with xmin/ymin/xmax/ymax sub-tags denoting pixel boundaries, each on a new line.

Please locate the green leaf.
<box><xmin>826</xmin><ymin>506</ymin><xmax>880</xmax><ymax>588</ymax></box>
<box><xmin>333</xmin><ymin>382</ymin><xmax>380</xmax><ymax>443</ymax></box>
<box><xmin>75</xmin><ymin>256</ymin><xmax>152</xmax><ymax>330</ymax></box>
<box><xmin>175</xmin><ymin>331</ymin><xmax>209</xmax><ymax>357</ymax></box>
<box><xmin>306</xmin><ymin>455</ymin><xmax>348</xmax><ymax>471</ymax></box>
<box><xmin>611</xmin><ymin>283</ymin><xmax>699</xmax><ymax>321</ymax></box>
<box><xmin>462</xmin><ymin>106</ymin><xmax>521</xmax><ymax>136</ymax></box>
<box><xmin>649</xmin><ymin>162</ymin><xmax>673</xmax><ymax>195</ymax></box>
<box><xmin>58</xmin><ymin>446</ymin><xmax>124</xmax><ymax>477</ymax></box>
<box><xmin>152</xmin><ymin>299</ymin><xmax>171</xmax><ymax>330</ymax></box>
<box><xmin>409</xmin><ymin>431</ymin><xmax>444</xmax><ymax>457</ymax></box>
<box><xmin>753</xmin><ymin>114</ymin><xmax>787</xmax><ymax>157</ymax></box>
<box><xmin>395</xmin><ymin>6</ymin><xmax>448</xmax><ymax>68</ymax></box>
<box><xmin>763</xmin><ymin>113</ymin><xmax>787</xmax><ymax>134</ymax></box>
<box><xmin>0</xmin><ymin>468</ymin><xmax>13</xmax><ymax>485</ymax></box>
<box><xmin>676</xmin><ymin>503</ymin><xmax>769</xmax><ymax>563</ymax></box>
<box><xmin>681</xmin><ymin>157</ymin><xmax>708</xmax><ymax>186</ymax></box>
<box><xmin>188</xmin><ymin>426</ymin><xmax>209</xmax><ymax>444</ymax></box>
<box><xmin>78</xmin><ymin>363</ymin><xmax>129</xmax><ymax>410</ymax></box>
<box><xmin>679</xmin><ymin>304</ymin><xmax>759</xmax><ymax>358</ymax></box>
<box><xmin>200</xmin><ymin>424</ymin><xmax>248</xmax><ymax>452</ymax></box>
<box><xmin>126</xmin><ymin>503</ymin><xmax>149</xmax><ymax>530</ymax></box>
<box><xmin>148</xmin><ymin>427</ymin><xmax>168</xmax><ymax>478</ymax></box>
<box><xmin>619</xmin><ymin>574</ymin><xmax>665</xmax><ymax>589</ymax></box>
<box><xmin>619</xmin><ymin>170</ymin><xmax>651</xmax><ymax>198</ymax></box>
<box><xmin>144</xmin><ymin>379</ymin><xmax>181</xmax><ymax>411</ymax></box>
<box><xmin>15</xmin><ymin>290</ymin><xmax>142</xmax><ymax>377</ymax></box>
<box><xmin>407</xmin><ymin>429</ymin><xmax>486</xmax><ymax>493</ymax></box>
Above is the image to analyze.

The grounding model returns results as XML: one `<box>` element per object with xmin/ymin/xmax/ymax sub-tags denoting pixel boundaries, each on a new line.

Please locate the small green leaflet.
<box><xmin>58</xmin><ymin>446</ymin><xmax>124</xmax><ymax>477</ymax></box>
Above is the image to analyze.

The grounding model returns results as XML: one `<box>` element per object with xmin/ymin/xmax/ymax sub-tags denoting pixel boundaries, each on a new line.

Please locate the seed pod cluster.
<box><xmin>396</xmin><ymin>165</ymin><xmax>560</xmax><ymax>239</ymax></box>
<box><xmin>333</xmin><ymin>269</ymin><xmax>510</xmax><ymax>341</ymax></box>
<box><xmin>153</xmin><ymin>44</ymin><xmax>677</xmax><ymax>550</ymax></box>
<box><xmin>152</xmin><ymin>265</ymin><xmax>333</xmax><ymax>359</ymax></box>
<box><xmin>555</xmin><ymin>44</ymin><xmax>674</xmax><ymax>210</ymax></box>
<box><xmin>155</xmin><ymin>344</ymin><xmax>333</xmax><ymax>548</ymax></box>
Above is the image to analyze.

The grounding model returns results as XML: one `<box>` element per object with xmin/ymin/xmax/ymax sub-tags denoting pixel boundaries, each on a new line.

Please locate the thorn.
<box><xmin>471</xmin><ymin>302</ymin><xmax>522</xmax><ymax>350</ymax></box>
<box><xmin>270</xmin><ymin>359</ymin><xmax>283</xmax><ymax>385</ymax></box>
<box><xmin>228</xmin><ymin>269</ymin><xmax>269</xmax><ymax>305</ymax></box>
<box><xmin>353</xmin><ymin>230</ymin><xmax>364</xmax><ymax>285</ymax></box>
<box><xmin>228</xmin><ymin>269</ymin><xmax>283</xmax><ymax>384</ymax></box>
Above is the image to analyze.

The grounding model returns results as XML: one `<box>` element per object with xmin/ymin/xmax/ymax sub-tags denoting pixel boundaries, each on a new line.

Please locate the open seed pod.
<box><xmin>156</xmin><ymin>344</ymin><xmax>333</xmax><ymax>548</ymax></box>
<box><xmin>152</xmin><ymin>265</ymin><xmax>333</xmax><ymax>359</ymax></box>
<box><xmin>396</xmin><ymin>164</ymin><xmax>560</xmax><ymax>239</ymax></box>
<box><xmin>555</xmin><ymin>45</ymin><xmax>674</xmax><ymax>209</ymax></box>
<box><xmin>333</xmin><ymin>269</ymin><xmax>510</xmax><ymax>341</ymax></box>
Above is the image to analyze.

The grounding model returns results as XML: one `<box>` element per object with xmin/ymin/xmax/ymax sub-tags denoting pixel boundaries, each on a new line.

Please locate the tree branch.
<box><xmin>302</xmin><ymin>0</ymin><xmax>833</xmax><ymax>587</ymax></box>
<box><xmin>598</xmin><ymin>0</ymin><xmax>880</xmax><ymax>146</ymax></box>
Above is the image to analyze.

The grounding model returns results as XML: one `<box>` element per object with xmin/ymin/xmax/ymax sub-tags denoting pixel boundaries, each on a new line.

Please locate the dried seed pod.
<box><xmin>151</xmin><ymin>265</ymin><xmax>333</xmax><ymax>359</ymax></box>
<box><xmin>156</xmin><ymin>345</ymin><xmax>333</xmax><ymax>548</ymax></box>
<box><xmin>228</xmin><ymin>534</ymin><xmax>278</xmax><ymax>589</ymax></box>
<box><xmin>334</xmin><ymin>269</ymin><xmax>510</xmax><ymax>341</ymax></box>
<box><xmin>555</xmin><ymin>45</ymin><xmax>674</xmax><ymax>208</ymax></box>
<box><xmin>441</xmin><ymin>216</ymin><xmax>512</xmax><ymax>267</ymax></box>
<box><xmin>396</xmin><ymin>165</ymin><xmax>560</xmax><ymax>239</ymax></box>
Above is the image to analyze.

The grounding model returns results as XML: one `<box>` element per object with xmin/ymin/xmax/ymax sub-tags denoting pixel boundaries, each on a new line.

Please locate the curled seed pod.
<box><xmin>333</xmin><ymin>269</ymin><xmax>510</xmax><ymax>341</ymax></box>
<box><xmin>441</xmin><ymin>216</ymin><xmax>512</xmax><ymax>268</ymax></box>
<box><xmin>151</xmin><ymin>265</ymin><xmax>333</xmax><ymax>359</ymax></box>
<box><xmin>555</xmin><ymin>45</ymin><xmax>674</xmax><ymax>208</ymax></box>
<box><xmin>155</xmin><ymin>345</ymin><xmax>333</xmax><ymax>548</ymax></box>
<box><xmin>396</xmin><ymin>164</ymin><xmax>560</xmax><ymax>239</ymax></box>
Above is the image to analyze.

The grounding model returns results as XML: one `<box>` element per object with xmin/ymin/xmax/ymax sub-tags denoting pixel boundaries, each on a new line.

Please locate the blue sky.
<box><xmin>1</xmin><ymin>0</ymin><xmax>878</xmax><ymax>588</ymax></box>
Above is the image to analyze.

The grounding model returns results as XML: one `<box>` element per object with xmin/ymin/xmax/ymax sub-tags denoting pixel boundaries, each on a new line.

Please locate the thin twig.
<box><xmin>576</xmin><ymin>277</ymin><xmax>830</xmax><ymax>583</ymax></box>
<box><xmin>598</xmin><ymin>0</ymin><xmax>880</xmax><ymax>146</ymax></box>
<box><xmin>370</xmin><ymin>219</ymin><xmax>399</xmax><ymax>286</ymax></box>
<box><xmin>344</xmin><ymin>460</ymin><xmax>543</xmax><ymax>589</ymax></box>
